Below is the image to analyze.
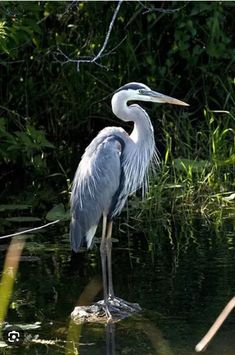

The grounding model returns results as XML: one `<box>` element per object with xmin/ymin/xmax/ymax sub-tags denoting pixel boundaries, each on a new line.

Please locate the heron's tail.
<box><xmin>70</xmin><ymin>217</ymin><xmax>84</xmax><ymax>252</ymax></box>
<box><xmin>70</xmin><ymin>216</ymin><xmax>98</xmax><ymax>252</ymax></box>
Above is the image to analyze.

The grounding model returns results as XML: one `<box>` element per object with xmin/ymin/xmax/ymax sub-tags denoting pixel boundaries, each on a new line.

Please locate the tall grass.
<box><xmin>126</xmin><ymin>107</ymin><xmax>235</xmax><ymax>230</ymax></box>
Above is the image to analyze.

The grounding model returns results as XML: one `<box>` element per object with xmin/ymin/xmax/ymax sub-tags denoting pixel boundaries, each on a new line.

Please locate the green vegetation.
<box><xmin>0</xmin><ymin>1</ymin><xmax>234</xmax><ymax>232</ymax></box>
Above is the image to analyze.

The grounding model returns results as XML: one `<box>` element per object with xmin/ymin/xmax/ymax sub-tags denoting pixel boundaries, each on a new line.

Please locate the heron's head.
<box><xmin>114</xmin><ymin>82</ymin><xmax>189</xmax><ymax>106</ymax></box>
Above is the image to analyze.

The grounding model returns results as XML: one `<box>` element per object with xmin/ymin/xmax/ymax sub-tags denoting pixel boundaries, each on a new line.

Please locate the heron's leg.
<box><xmin>106</xmin><ymin>323</ymin><xmax>115</xmax><ymax>355</ymax></box>
<box><xmin>100</xmin><ymin>215</ymin><xmax>108</xmax><ymax>302</ymax></box>
<box><xmin>106</xmin><ymin>221</ymin><xmax>114</xmax><ymax>299</ymax></box>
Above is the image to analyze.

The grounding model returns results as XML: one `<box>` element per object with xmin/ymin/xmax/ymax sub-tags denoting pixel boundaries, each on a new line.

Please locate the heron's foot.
<box><xmin>71</xmin><ymin>303</ymin><xmax>114</xmax><ymax>324</ymax></box>
<box><xmin>108</xmin><ymin>296</ymin><xmax>142</xmax><ymax>313</ymax></box>
<box><xmin>71</xmin><ymin>297</ymin><xmax>141</xmax><ymax>324</ymax></box>
<box><xmin>97</xmin><ymin>295</ymin><xmax>141</xmax><ymax>321</ymax></box>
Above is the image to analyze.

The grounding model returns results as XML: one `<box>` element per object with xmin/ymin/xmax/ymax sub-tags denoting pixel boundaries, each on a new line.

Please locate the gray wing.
<box><xmin>70</xmin><ymin>135</ymin><xmax>123</xmax><ymax>252</ymax></box>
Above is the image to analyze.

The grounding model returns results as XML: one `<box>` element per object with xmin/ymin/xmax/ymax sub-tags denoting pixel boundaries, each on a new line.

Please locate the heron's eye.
<box><xmin>139</xmin><ymin>89</ymin><xmax>145</xmax><ymax>95</ymax></box>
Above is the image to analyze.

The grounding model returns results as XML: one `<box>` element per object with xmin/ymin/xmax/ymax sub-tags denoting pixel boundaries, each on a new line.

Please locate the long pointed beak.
<box><xmin>141</xmin><ymin>90</ymin><xmax>189</xmax><ymax>106</ymax></box>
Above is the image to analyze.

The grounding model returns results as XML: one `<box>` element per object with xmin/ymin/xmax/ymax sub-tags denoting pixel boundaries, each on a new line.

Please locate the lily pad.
<box><xmin>15</xmin><ymin>322</ymin><xmax>41</xmax><ymax>330</ymax></box>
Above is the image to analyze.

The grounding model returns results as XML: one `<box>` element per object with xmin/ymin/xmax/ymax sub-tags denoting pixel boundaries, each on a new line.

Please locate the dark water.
<box><xmin>0</xmin><ymin>215</ymin><xmax>235</xmax><ymax>354</ymax></box>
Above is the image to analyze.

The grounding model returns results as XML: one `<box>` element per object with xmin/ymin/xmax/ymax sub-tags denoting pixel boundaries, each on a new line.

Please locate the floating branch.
<box><xmin>0</xmin><ymin>220</ymin><xmax>60</xmax><ymax>240</ymax></box>
<box><xmin>195</xmin><ymin>296</ymin><xmax>235</xmax><ymax>352</ymax></box>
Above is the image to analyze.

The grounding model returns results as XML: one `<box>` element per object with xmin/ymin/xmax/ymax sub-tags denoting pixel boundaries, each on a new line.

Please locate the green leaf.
<box><xmin>6</xmin><ymin>217</ymin><xmax>41</xmax><ymax>222</ymax></box>
<box><xmin>0</xmin><ymin>204</ymin><xmax>31</xmax><ymax>211</ymax></box>
<box><xmin>46</xmin><ymin>203</ymin><xmax>70</xmax><ymax>221</ymax></box>
<box><xmin>173</xmin><ymin>159</ymin><xmax>211</xmax><ymax>173</ymax></box>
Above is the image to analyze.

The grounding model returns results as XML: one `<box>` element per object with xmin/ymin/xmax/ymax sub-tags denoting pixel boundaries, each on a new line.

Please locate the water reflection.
<box><xmin>66</xmin><ymin>273</ymin><xmax>174</xmax><ymax>355</ymax></box>
<box><xmin>0</xmin><ymin>216</ymin><xmax>234</xmax><ymax>354</ymax></box>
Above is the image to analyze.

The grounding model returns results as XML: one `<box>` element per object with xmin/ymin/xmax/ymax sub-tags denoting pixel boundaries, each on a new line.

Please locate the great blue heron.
<box><xmin>70</xmin><ymin>82</ymin><xmax>188</xmax><ymax>319</ymax></box>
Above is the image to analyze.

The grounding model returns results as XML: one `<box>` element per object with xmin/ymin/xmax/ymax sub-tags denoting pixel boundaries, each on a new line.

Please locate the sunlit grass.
<box><xmin>125</xmin><ymin>109</ymin><xmax>235</xmax><ymax>230</ymax></box>
<box><xmin>0</xmin><ymin>237</ymin><xmax>25</xmax><ymax>324</ymax></box>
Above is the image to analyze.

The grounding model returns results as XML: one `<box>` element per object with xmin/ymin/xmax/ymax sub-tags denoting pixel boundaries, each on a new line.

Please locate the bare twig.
<box><xmin>195</xmin><ymin>296</ymin><xmax>235</xmax><ymax>352</ymax></box>
<box><xmin>138</xmin><ymin>1</ymin><xmax>189</xmax><ymax>14</ymax></box>
<box><xmin>78</xmin><ymin>0</ymin><xmax>122</xmax><ymax>69</ymax></box>
<box><xmin>0</xmin><ymin>220</ymin><xmax>60</xmax><ymax>240</ymax></box>
<box><xmin>97</xmin><ymin>34</ymin><xmax>127</xmax><ymax>59</ymax></box>
<box><xmin>55</xmin><ymin>0</ymin><xmax>123</xmax><ymax>71</ymax></box>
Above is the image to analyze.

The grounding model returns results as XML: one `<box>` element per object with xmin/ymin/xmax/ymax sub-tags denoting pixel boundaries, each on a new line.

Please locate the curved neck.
<box><xmin>111</xmin><ymin>91</ymin><xmax>154</xmax><ymax>144</ymax></box>
<box><xmin>111</xmin><ymin>91</ymin><xmax>136</xmax><ymax>122</ymax></box>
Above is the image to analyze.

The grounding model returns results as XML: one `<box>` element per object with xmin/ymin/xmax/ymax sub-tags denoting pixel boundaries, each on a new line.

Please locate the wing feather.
<box><xmin>70</xmin><ymin>135</ymin><xmax>122</xmax><ymax>252</ymax></box>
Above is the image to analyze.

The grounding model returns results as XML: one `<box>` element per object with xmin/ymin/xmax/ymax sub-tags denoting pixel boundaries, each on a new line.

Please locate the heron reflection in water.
<box><xmin>70</xmin><ymin>82</ymin><xmax>188</xmax><ymax>320</ymax></box>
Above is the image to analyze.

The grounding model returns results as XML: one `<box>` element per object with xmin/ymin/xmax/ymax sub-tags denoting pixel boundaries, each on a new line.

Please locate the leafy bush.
<box><xmin>0</xmin><ymin>1</ymin><xmax>234</xmax><ymax>217</ymax></box>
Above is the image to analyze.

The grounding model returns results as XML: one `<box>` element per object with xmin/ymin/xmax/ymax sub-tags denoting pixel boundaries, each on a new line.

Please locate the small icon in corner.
<box><xmin>3</xmin><ymin>325</ymin><xmax>24</xmax><ymax>346</ymax></box>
